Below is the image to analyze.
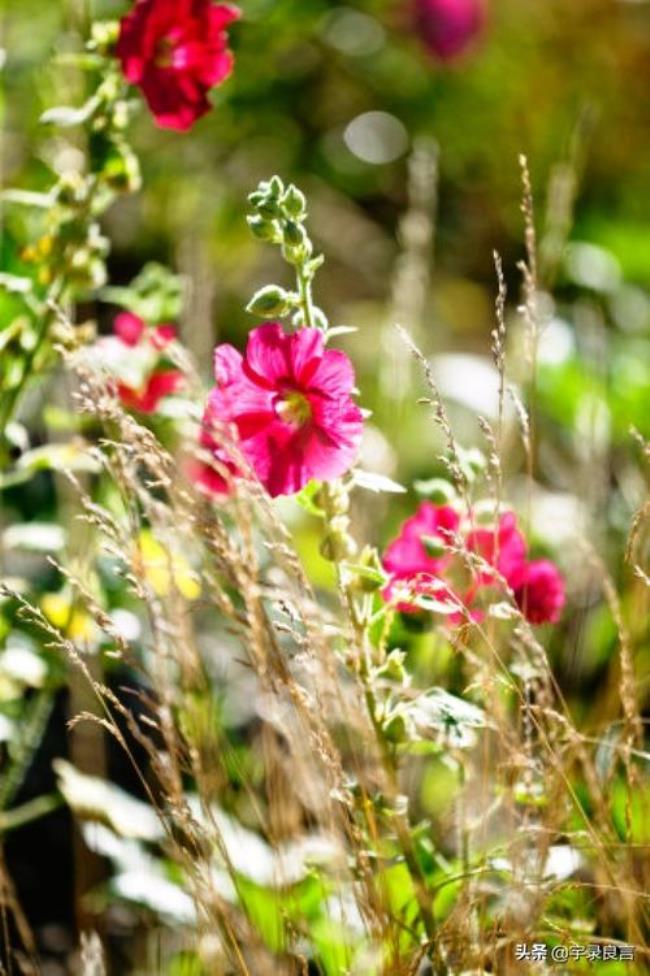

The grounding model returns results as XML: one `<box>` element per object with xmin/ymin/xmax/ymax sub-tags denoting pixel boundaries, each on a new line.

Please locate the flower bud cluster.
<box><xmin>246</xmin><ymin>176</ymin><xmax>327</xmax><ymax>331</ymax></box>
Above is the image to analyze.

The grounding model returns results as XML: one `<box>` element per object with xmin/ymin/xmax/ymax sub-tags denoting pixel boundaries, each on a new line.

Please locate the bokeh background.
<box><xmin>2</xmin><ymin>0</ymin><xmax>650</xmax><ymax>970</ymax></box>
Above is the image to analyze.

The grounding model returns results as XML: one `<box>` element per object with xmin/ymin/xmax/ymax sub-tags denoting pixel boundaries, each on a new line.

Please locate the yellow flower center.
<box><xmin>155</xmin><ymin>36</ymin><xmax>176</xmax><ymax>68</ymax></box>
<box><xmin>275</xmin><ymin>391</ymin><xmax>312</xmax><ymax>427</ymax></box>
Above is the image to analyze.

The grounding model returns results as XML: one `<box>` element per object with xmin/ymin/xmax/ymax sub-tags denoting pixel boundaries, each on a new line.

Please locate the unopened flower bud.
<box><xmin>56</xmin><ymin>173</ymin><xmax>86</xmax><ymax>207</ymax></box>
<box><xmin>383</xmin><ymin>711</ymin><xmax>410</xmax><ymax>744</ymax></box>
<box><xmin>284</xmin><ymin>220</ymin><xmax>307</xmax><ymax>248</ymax></box>
<box><xmin>257</xmin><ymin>200</ymin><xmax>282</xmax><ymax>220</ymax></box>
<box><xmin>320</xmin><ymin>520</ymin><xmax>357</xmax><ymax>562</ymax></box>
<box><xmin>283</xmin><ymin>184</ymin><xmax>307</xmax><ymax>218</ymax></box>
<box><xmin>267</xmin><ymin>175</ymin><xmax>284</xmax><ymax>200</ymax></box>
<box><xmin>246</xmin><ymin>285</ymin><xmax>293</xmax><ymax>318</ymax></box>
<box><xmin>315</xmin><ymin>482</ymin><xmax>349</xmax><ymax>515</ymax></box>
<box><xmin>247</xmin><ymin>215</ymin><xmax>278</xmax><ymax>242</ymax></box>
<box><xmin>351</xmin><ymin>545</ymin><xmax>386</xmax><ymax>593</ymax></box>
<box><xmin>90</xmin><ymin>20</ymin><xmax>120</xmax><ymax>55</ymax></box>
<box><xmin>377</xmin><ymin>649</ymin><xmax>408</xmax><ymax>684</ymax></box>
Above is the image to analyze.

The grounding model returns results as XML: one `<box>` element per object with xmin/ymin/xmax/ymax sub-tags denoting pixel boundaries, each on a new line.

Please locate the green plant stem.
<box><xmin>0</xmin><ymin>288</ymin><xmax>63</xmax><ymax>460</ymax></box>
<box><xmin>319</xmin><ymin>481</ymin><xmax>438</xmax><ymax>946</ymax></box>
<box><xmin>296</xmin><ymin>263</ymin><xmax>315</xmax><ymax>330</ymax></box>
<box><xmin>0</xmin><ymin>793</ymin><xmax>64</xmax><ymax>835</ymax></box>
<box><xmin>0</xmin><ymin>690</ymin><xmax>55</xmax><ymax>811</ymax></box>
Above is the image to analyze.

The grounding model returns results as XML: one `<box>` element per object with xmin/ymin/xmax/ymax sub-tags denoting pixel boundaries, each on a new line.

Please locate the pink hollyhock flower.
<box><xmin>117</xmin><ymin>369</ymin><xmax>183</xmax><ymax>413</ymax></box>
<box><xmin>100</xmin><ymin>311</ymin><xmax>184</xmax><ymax>414</ymax></box>
<box><xmin>117</xmin><ymin>0</ymin><xmax>240</xmax><ymax>131</ymax></box>
<box><xmin>466</xmin><ymin>511</ymin><xmax>527</xmax><ymax>590</ymax></box>
<box><xmin>185</xmin><ymin>399</ymin><xmax>238</xmax><ymax>496</ymax></box>
<box><xmin>198</xmin><ymin>322</ymin><xmax>364</xmax><ymax>498</ymax></box>
<box><xmin>383</xmin><ymin>502</ymin><xmax>460</xmax><ymax>581</ymax></box>
<box><xmin>383</xmin><ymin>505</ymin><xmax>565</xmax><ymax>626</ymax></box>
<box><xmin>382</xmin><ymin>502</ymin><xmax>460</xmax><ymax>612</ymax></box>
<box><xmin>413</xmin><ymin>0</ymin><xmax>485</xmax><ymax>62</ymax></box>
<box><xmin>513</xmin><ymin>559</ymin><xmax>566</xmax><ymax>625</ymax></box>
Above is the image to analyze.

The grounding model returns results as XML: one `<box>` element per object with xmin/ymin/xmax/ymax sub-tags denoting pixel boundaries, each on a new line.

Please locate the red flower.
<box><xmin>195</xmin><ymin>322</ymin><xmax>364</xmax><ymax>498</ymax></box>
<box><xmin>99</xmin><ymin>311</ymin><xmax>184</xmax><ymax>414</ymax></box>
<box><xmin>117</xmin><ymin>0</ymin><xmax>240</xmax><ymax>131</ymax></box>
<box><xmin>514</xmin><ymin>559</ymin><xmax>566</xmax><ymax>625</ymax></box>
<box><xmin>383</xmin><ymin>502</ymin><xmax>460</xmax><ymax>611</ymax></box>
<box><xmin>382</xmin><ymin>505</ymin><xmax>565</xmax><ymax>626</ymax></box>
<box><xmin>466</xmin><ymin>512</ymin><xmax>527</xmax><ymax>590</ymax></box>
<box><xmin>117</xmin><ymin>369</ymin><xmax>183</xmax><ymax>413</ymax></box>
<box><xmin>413</xmin><ymin>0</ymin><xmax>485</xmax><ymax>62</ymax></box>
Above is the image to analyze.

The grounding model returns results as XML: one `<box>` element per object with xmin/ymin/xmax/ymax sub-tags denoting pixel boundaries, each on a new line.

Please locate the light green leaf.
<box><xmin>352</xmin><ymin>470</ymin><xmax>406</xmax><ymax>494</ymax></box>
<box><xmin>1</xmin><ymin>189</ymin><xmax>54</xmax><ymax>208</ymax></box>
<box><xmin>3</xmin><ymin>523</ymin><xmax>66</xmax><ymax>553</ymax></box>
<box><xmin>0</xmin><ymin>273</ymin><xmax>33</xmax><ymax>295</ymax></box>
<box><xmin>54</xmin><ymin>760</ymin><xmax>164</xmax><ymax>841</ymax></box>
<box><xmin>40</xmin><ymin>95</ymin><xmax>101</xmax><ymax>128</ymax></box>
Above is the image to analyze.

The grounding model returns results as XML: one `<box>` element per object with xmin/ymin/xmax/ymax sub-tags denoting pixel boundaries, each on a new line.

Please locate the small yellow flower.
<box><xmin>135</xmin><ymin>530</ymin><xmax>201</xmax><ymax>602</ymax></box>
<box><xmin>42</xmin><ymin>591</ymin><xmax>96</xmax><ymax>642</ymax></box>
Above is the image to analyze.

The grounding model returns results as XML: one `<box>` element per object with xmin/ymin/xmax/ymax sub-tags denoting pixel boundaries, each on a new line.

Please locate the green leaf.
<box><xmin>16</xmin><ymin>442</ymin><xmax>101</xmax><ymax>476</ymax></box>
<box><xmin>0</xmin><ymin>273</ymin><xmax>33</xmax><ymax>296</ymax></box>
<box><xmin>352</xmin><ymin>470</ymin><xmax>406</xmax><ymax>494</ymax></box>
<box><xmin>2</xmin><ymin>522</ymin><xmax>66</xmax><ymax>553</ymax></box>
<box><xmin>0</xmin><ymin>189</ymin><xmax>54</xmax><ymax>208</ymax></box>
<box><xmin>0</xmin><ymin>636</ymin><xmax>47</xmax><ymax>688</ymax></box>
<box><xmin>409</xmin><ymin>688</ymin><xmax>490</xmax><ymax>746</ymax></box>
<box><xmin>40</xmin><ymin>95</ymin><xmax>101</xmax><ymax>128</ymax></box>
<box><xmin>295</xmin><ymin>480</ymin><xmax>325</xmax><ymax>516</ymax></box>
<box><xmin>100</xmin><ymin>262</ymin><xmax>185</xmax><ymax>323</ymax></box>
<box><xmin>340</xmin><ymin>562</ymin><xmax>386</xmax><ymax>587</ymax></box>
<box><xmin>54</xmin><ymin>760</ymin><xmax>163</xmax><ymax>840</ymax></box>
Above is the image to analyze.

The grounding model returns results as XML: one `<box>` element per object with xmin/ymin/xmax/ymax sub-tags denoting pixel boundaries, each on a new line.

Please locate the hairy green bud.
<box><xmin>246</xmin><ymin>285</ymin><xmax>293</xmax><ymax>318</ymax></box>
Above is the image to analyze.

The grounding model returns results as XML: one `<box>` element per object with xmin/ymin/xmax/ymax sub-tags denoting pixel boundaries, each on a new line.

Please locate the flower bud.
<box><xmin>315</xmin><ymin>482</ymin><xmax>349</xmax><ymax>515</ymax></box>
<box><xmin>267</xmin><ymin>175</ymin><xmax>284</xmax><ymax>200</ymax></box>
<box><xmin>320</xmin><ymin>519</ymin><xmax>357</xmax><ymax>562</ymax></box>
<box><xmin>246</xmin><ymin>285</ymin><xmax>293</xmax><ymax>318</ymax></box>
<box><xmin>247</xmin><ymin>215</ymin><xmax>278</xmax><ymax>242</ymax></box>
<box><xmin>256</xmin><ymin>200</ymin><xmax>282</xmax><ymax>220</ymax></box>
<box><xmin>414</xmin><ymin>0</ymin><xmax>485</xmax><ymax>63</ymax></box>
<box><xmin>282</xmin><ymin>184</ymin><xmax>307</xmax><ymax>218</ymax></box>
<box><xmin>351</xmin><ymin>545</ymin><xmax>386</xmax><ymax>593</ymax></box>
<box><xmin>102</xmin><ymin>142</ymin><xmax>142</xmax><ymax>193</ymax></box>
<box><xmin>376</xmin><ymin>649</ymin><xmax>408</xmax><ymax>684</ymax></box>
<box><xmin>382</xmin><ymin>710</ymin><xmax>411</xmax><ymax>744</ymax></box>
<box><xmin>56</xmin><ymin>172</ymin><xmax>86</xmax><ymax>207</ymax></box>
<box><xmin>284</xmin><ymin>220</ymin><xmax>307</xmax><ymax>248</ymax></box>
<box><xmin>90</xmin><ymin>20</ymin><xmax>119</xmax><ymax>56</ymax></box>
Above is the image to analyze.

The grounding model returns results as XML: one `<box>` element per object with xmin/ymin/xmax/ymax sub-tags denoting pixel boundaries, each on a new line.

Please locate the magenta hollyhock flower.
<box><xmin>514</xmin><ymin>559</ymin><xmax>566</xmax><ymax>625</ymax></box>
<box><xmin>117</xmin><ymin>0</ymin><xmax>240</xmax><ymax>131</ymax></box>
<box><xmin>102</xmin><ymin>311</ymin><xmax>184</xmax><ymax>414</ymax></box>
<box><xmin>383</xmin><ymin>506</ymin><xmax>565</xmax><ymax>625</ymax></box>
<box><xmin>413</xmin><ymin>0</ymin><xmax>485</xmax><ymax>62</ymax></box>
<box><xmin>466</xmin><ymin>512</ymin><xmax>527</xmax><ymax>590</ymax></box>
<box><xmin>197</xmin><ymin>322</ymin><xmax>364</xmax><ymax>498</ymax></box>
<box><xmin>382</xmin><ymin>502</ymin><xmax>461</xmax><ymax>612</ymax></box>
<box><xmin>383</xmin><ymin>502</ymin><xmax>460</xmax><ymax>581</ymax></box>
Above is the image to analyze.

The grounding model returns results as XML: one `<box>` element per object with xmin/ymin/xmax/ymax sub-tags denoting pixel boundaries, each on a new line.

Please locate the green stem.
<box><xmin>319</xmin><ymin>480</ymin><xmax>438</xmax><ymax>947</ymax></box>
<box><xmin>0</xmin><ymin>291</ymin><xmax>62</xmax><ymax>461</ymax></box>
<box><xmin>296</xmin><ymin>264</ymin><xmax>315</xmax><ymax>330</ymax></box>
<box><xmin>0</xmin><ymin>690</ymin><xmax>56</xmax><ymax>811</ymax></box>
<box><xmin>0</xmin><ymin>794</ymin><xmax>64</xmax><ymax>835</ymax></box>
